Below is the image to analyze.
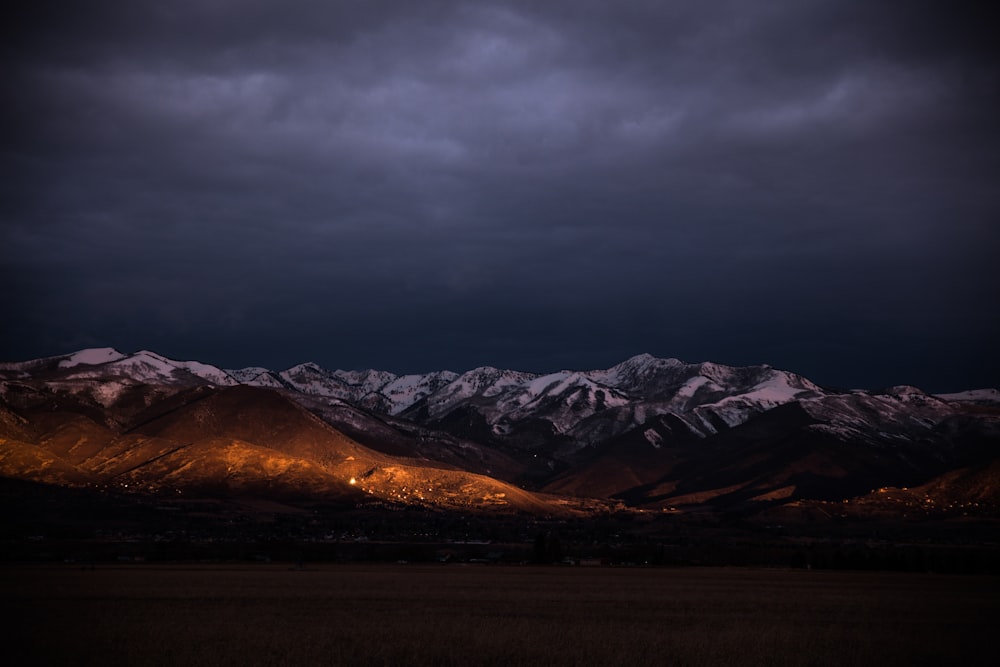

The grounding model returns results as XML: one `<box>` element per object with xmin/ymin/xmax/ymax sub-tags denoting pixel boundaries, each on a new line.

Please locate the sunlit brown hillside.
<box><xmin>0</xmin><ymin>384</ymin><xmax>563</xmax><ymax>514</ymax></box>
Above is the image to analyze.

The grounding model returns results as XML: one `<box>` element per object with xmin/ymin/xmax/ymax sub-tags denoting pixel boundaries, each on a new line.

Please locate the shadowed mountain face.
<box><xmin>1</xmin><ymin>348</ymin><xmax>999</xmax><ymax>516</ymax></box>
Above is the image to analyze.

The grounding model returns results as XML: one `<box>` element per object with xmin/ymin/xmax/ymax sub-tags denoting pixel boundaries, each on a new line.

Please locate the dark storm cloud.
<box><xmin>3</xmin><ymin>1</ymin><xmax>998</xmax><ymax>390</ymax></box>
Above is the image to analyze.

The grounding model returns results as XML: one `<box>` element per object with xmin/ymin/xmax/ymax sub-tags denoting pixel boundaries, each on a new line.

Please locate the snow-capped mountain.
<box><xmin>223</xmin><ymin>352</ymin><xmax>829</xmax><ymax>454</ymax></box>
<box><xmin>3</xmin><ymin>347</ymin><xmax>998</xmax><ymax>512</ymax></box>
<box><xmin>58</xmin><ymin>347</ymin><xmax>128</xmax><ymax>368</ymax></box>
<box><xmin>5</xmin><ymin>349</ymin><xmax>993</xmax><ymax>455</ymax></box>
<box><xmin>382</xmin><ymin>355</ymin><xmax>830</xmax><ymax>458</ymax></box>
<box><xmin>0</xmin><ymin>348</ymin><xmax>237</xmax><ymax>388</ymax></box>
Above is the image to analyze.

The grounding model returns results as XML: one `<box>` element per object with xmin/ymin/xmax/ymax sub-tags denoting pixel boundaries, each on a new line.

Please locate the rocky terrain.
<box><xmin>2</xmin><ymin>348</ymin><xmax>998</xmax><ymax>523</ymax></box>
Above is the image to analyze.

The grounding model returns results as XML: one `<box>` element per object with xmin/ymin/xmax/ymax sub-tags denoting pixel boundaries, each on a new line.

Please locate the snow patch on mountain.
<box><xmin>798</xmin><ymin>389</ymin><xmax>957</xmax><ymax>446</ymax></box>
<box><xmin>507</xmin><ymin>372</ymin><xmax>630</xmax><ymax>414</ymax></box>
<box><xmin>279</xmin><ymin>363</ymin><xmax>353</xmax><ymax>399</ymax></box>
<box><xmin>584</xmin><ymin>353</ymin><xmax>684</xmax><ymax>392</ymax></box>
<box><xmin>62</xmin><ymin>350</ymin><xmax>237</xmax><ymax>386</ymax></box>
<box><xmin>168</xmin><ymin>358</ymin><xmax>238</xmax><ymax>386</ymax></box>
<box><xmin>705</xmin><ymin>371</ymin><xmax>820</xmax><ymax>411</ymax></box>
<box><xmin>421</xmin><ymin>367</ymin><xmax>537</xmax><ymax>417</ymax></box>
<box><xmin>89</xmin><ymin>379</ymin><xmax>133</xmax><ymax>406</ymax></box>
<box><xmin>57</xmin><ymin>347</ymin><xmax>126</xmax><ymax>368</ymax></box>
<box><xmin>676</xmin><ymin>375</ymin><xmax>713</xmax><ymax>399</ymax></box>
<box><xmin>644</xmin><ymin>428</ymin><xmax>663</xmax><ymax>448</ymax></box>
<box><xmin>525</xmin><ymin>372</ymin><xmax>573</xmax><ymax>397</ymax></box>
<box><xmin>381</xmin><ymin>371</ymin><xmax>460</xmax><ymax>415</ymax></box>
<box><xmin>332</xmin><ymin>369</ymin><xmax>399</xmax><ymax>395</ymax></box>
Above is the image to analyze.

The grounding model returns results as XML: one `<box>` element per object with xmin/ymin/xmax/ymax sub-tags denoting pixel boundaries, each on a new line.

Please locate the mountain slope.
<box><xmin>3</xmin><ymin>347</ymin><xmax>998</xmax><ymax>516</ymax></box>
<box><xmin>0</xmin><ymin>379</ymin><xmax>567</xmax><ymax>514</ymax></box>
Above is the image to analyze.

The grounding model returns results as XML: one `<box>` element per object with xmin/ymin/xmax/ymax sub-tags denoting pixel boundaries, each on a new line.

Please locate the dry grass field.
<box><xmin>3</xmin><ymin>564</ymin><xmax>997</xmax><ymax>666</ymax></box>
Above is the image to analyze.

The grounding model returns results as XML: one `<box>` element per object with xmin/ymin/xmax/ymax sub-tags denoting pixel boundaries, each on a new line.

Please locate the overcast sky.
<box><xmin>3</xmin><ymin>1</ymin><xmax>998</xmax><ymax>390</ymax></box>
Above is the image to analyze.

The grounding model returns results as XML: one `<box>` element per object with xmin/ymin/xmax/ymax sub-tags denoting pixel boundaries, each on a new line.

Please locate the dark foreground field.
<box><xmin>3</xmin><ymin>564</ymin><xmax>997</xmax><ymax>666</ymax></box>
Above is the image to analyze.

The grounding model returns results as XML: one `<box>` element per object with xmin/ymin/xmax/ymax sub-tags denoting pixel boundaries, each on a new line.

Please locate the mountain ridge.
<box><xmin>2</xmin><ymin>347</ymin><xmax>998</xmax><ymax>517</ymax></box>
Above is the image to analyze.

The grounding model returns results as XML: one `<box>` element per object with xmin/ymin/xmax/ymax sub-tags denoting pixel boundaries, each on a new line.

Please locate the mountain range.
<box><xmin>2</xmin><ymin>348</ymin><xmax>998</xmax><ymax>519</ymax></box>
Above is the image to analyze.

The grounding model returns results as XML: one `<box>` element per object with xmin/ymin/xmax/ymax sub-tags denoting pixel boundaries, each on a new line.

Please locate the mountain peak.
<box><xmin>286</xmin><ymin>361</ymin><xmax>325</xmax><ymax>374</ymax></box>
<box><xmin>333</xmin><ymin>368</ymin><xmax>398</xmax><ymax>388</ymax></box>
<box><xmin>621</xmin><ymin>352</ymin><xmax>683</xmax><ymax>368</ymax></box>
<box><xmin>626</xmin><ymin>352</ymin><xmax>656</xmax><ymax>364</ymax></box>
<box><xmin>57</xmin><ymin>347</ymin><xmax>127</xmax><ymax>369</ymax></box>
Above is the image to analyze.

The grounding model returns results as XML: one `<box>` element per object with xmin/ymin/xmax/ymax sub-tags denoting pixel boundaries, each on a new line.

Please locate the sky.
<box><xmin>2</xmin><ymin>1</ymin><xmax>998</xmax><ymax>391</ymax></box>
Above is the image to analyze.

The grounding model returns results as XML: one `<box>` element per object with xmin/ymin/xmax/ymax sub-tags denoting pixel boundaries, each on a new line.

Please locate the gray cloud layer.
<box><xmin>3</xmin><ymin>1</ymin><xmax>998</xmax><ymax>390</ymax></box>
